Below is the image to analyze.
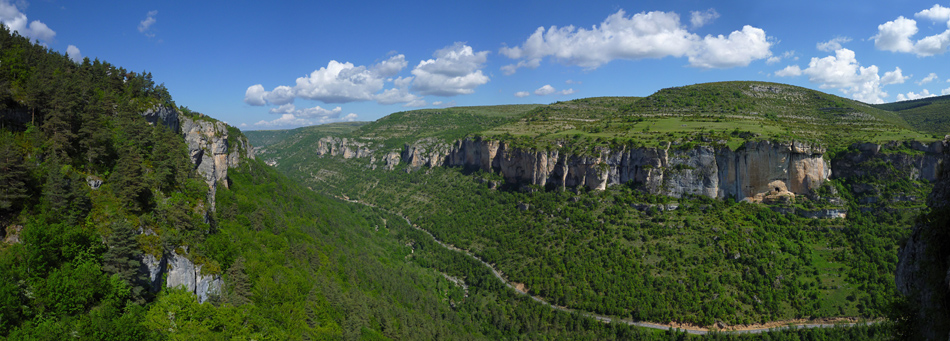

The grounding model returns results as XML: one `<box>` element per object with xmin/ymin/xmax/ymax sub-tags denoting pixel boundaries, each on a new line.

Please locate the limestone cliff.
<box><xmin>142</xmin><ymin>251</ymin><xmax>222</xmax><ymax>303</ymax></box>
<box><xmin>180</xmin><ymin>115</ymin><xmax>254</xmax><ymax>210</ymax></box>
<box><xmin>402</xmin><ymin>137</ymin><xmax>830</xmax><ymax>202</ymax></box>
<box><xmin>895</xmin><ymin>138</ymin><xmax>950</xmax><ymax>340</ymax></box>
<box><xmin>138</xmin><ymin>107</ymin><xmax>252</xmax><ymax>302</ymax></box>
<box><xmin>304</xmin><ymin>135</ymin><xmax>946</xmax><ymax>206</ymax></box>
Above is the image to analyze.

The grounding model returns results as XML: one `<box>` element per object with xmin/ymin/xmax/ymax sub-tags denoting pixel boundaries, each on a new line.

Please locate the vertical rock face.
<box><xmin>896</xmin><ymin>139</ymin><xmax>950</xmax><ymax>340</ymax></box>
<box><xmin>141</xmin><ymin>106</ymin><xmax>180</xmax><ymax>133</ymax></box>
<box><xmin>180</xmin><ymin>116</ymin><xmax>254</xmax><ymax>209</ymax></box>
<box><xmin>427</xmin><ymin>138</ymin><xmax>830</xmax><ymax>202</ymax></box>
<box><xmin>164</xmin><ymin>252</ymin><xmax>223</xmax><ymax>303</ymax></box>
<box><xmin>833</xmin><ymin>141</ymin><xmax>945</xmax><ymax>182</ymax></box>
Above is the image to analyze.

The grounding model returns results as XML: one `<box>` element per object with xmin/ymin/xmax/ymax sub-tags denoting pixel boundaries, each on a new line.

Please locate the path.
<box><xmin>341</xmin><ymin>197</ymin><xmax>881</xmax><ymax>335</ymax></box>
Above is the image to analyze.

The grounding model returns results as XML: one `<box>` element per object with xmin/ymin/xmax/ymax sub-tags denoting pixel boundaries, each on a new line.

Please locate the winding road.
<box><xmin>343</xmin><ymin>197</ymin><xmax>880</xmax><ymax>335</ymax></box>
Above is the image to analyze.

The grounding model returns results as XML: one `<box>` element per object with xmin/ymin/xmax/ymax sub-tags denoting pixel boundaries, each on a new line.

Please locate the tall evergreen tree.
<box><xmin>102</xmin><ymin>220</ymin><xmax>147</xmax><ymax>303</ymax></box>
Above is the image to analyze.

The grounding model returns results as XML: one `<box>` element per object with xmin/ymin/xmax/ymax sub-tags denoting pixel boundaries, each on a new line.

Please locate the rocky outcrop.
<box><xmin>315</xmin><ymin>136</ymin><xmax>374</xmax><ymax>159</ymax></box>
<box><xmin>141</xmin><ymin>105</ymin><xmax>180</xmax><ymax>134</ymax></box>
<box><xmin>895</xmin><ymin>138</ymin><xmax>950</xmax><ymax>340</ymax></box>
<box><xmin>833</xmin><ymin>141</ymin><xmax>945</xmax><ymax>182</ymax></box>
<box><xmin>142</xmin><ymin>251</ymin><xmax>222</xmax><ymax>303</ymax></box>
<box><xmin>181</xmin><ymin>116</ymin><xmax>254</xmax><ymax>210</ymax></box>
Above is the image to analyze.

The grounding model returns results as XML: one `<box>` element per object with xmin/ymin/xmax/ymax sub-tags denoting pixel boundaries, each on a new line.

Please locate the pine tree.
<box><xmin>0</xmin><ymin>133</ymin><xmax>28</xmax><ymax>215</ymax></box>
<box><xmin>101</xmin><ymin>220</ymin><xmax>147</xmax><ymax>303</ymax></box>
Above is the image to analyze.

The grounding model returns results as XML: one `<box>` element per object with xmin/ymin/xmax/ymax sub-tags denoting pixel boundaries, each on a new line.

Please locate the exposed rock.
<box><xmin>833</xmin><ymin>141</ymin><xmax>945</xmax><ymax>182</ymax></box>
<box><xmin>180</xmin><ymin>116</ymin><xmax>254</xmax><ymax>210</ymax></box>
<box><xmin>3</xmin><ymin>225</ymin><xmax>23</xmax><ymax>244</ymax></box>
<box><xmin>141</xmin><ymin>105</ymin><xmax>180</xmax><ymax>133</ymax></box>
<box><xmin>86</xmin><ymin>176</ymin><xmax>103</xmax><ymax>190</ymax></box>
<box><xmin>144</xmin><ymin>251</ymin><xmax>222</xmax><ymax>303</ymax></box>
<box><xmin>895</xmin><ymin>138</ymin><xmax>950</xmax><ymax>340</ymax></box>
<box><xmin>797</xmin><ymin>208</ymin><xmax>847</xmax><ymax>219</ymax></box>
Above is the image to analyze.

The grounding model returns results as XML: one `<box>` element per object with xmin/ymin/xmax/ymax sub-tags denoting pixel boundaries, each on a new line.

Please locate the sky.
<box><xmin>2</xmin><ymin>0</ymin><xmax>950</xmax><ymax>130</ymax></box>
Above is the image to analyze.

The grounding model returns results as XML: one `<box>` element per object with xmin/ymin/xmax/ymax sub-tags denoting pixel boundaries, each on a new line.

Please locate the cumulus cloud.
<box><xmin>881</xmin><ymin>67</ymin><xmax>910</xmax><ymax>85</ymax></box>
<box><xmin>534</xmin><ymin>85</ymin><xmax>556</xmax><ymax>96</ymax></box>
<box><xmin>376</xmin><ymin>76</ymin><xmax>422</xmax><ymax>105</ymax></box>
<box><xmin>817</xmin><ymin>37</ymin><xmax>852</xmax><ymax>52</ymax></box>
<box><xmin>411</xmin><ymin>42</ymin><xmax>490</xmax><ymax>96</ymax></box>
<box><xmin>943</xmin><ymin>87</ymin><xmax>950</xmax><ymax>95</ymax></box>
<box><xmin>246</xmin><ymin>54</ymin><xmax>416</xmax><ymax>107</ymax></box>
<box><xmin>138</xmin><ymin>10</ymin><xmax>157</xmax><ymax>37</ymax></box>
<box><xmin>499</xmin><ymin>9</ymin><xmax>772</xmax><ymax>73</ymax></box>
<box><xmin>797</xmin><ymin>48</ymin><xmax>897</xmax><ymax>103</ymax></box>
<box><xmin>873</xmin><ymin>5</ymin><xmax>950</xmax><ymax>56</ymax></box>
<box><xmin>528</xmin><ymin>84</ymin><xmax>576</xmax><ymax>96</ymax></box>
<box><xmin>915</xmin><ymin>4</ymin><xmax>950</xmax><ymax>23</ymax></box>
<box><xmin>268</xmin><ymin>104</ymin><xmax>343</xmax><ymax>118</ymax></box>
<box><xmin>897</xmin><ymin>89</ymin><xmax>937</xmax><ymax>101</ymax></box>
<box><xmin>774</xmin><ymin>65</ymin><xmax>802</xmax><ymax>77</ymax></box>
<box><xmin>294</xmin><ymin>60</ymin><xmax>387</xmax><ymax>103</ymax></box>
<box><xmin>254</xmin><ymin>106</ymin><xmax>358</xmax><ymax>128</ymax></box>
<box><xmin>0</xmin><ymin>0</ymin><xmax>56</xmax><ymax>42</ymax></box>
<box><xmin>690</xmin><ymin>9</ymin><xmax>719</xmax><ymax>28</ymax></box>
<box><xmin>66</xmin><ymin>45</ymin><xmax>81</xmax><ymax>63</ymax></box>
<box><xmin>688</xmin><ymin>25</ymin><xmax>772</xmax><ymax>68</ymax></box>
<box><xmin>917</xmin><ymin>72</ymin><xmax>938</xmax><ymax>85</ymax></box>
<box><xmin>244</xmin><ymin>84</ymin><xmax>267</xmax><ymax>106</ymax></box>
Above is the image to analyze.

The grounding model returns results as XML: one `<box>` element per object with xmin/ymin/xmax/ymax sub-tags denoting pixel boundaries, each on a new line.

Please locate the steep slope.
<box><xmin>895</xmin><ymin>143</ymin><xmax>950</xmax><ymax>339</ymax></box>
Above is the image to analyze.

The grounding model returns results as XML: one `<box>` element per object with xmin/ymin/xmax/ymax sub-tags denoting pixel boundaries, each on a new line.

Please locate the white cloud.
<box><xmin>915</xmin><ymin>4</ymin><xmax>950</xmax><ymax>23</ymax></box>
<box><xmin>817</xmin><ymin>37</ymin><xmax>852</xmax><ymax>52</ymax></box>
<box><xmin>690</xmin><ymin>9</ymin><xmax>719</xmax><ymax>28</ymax></box>
<box><xmin>0</xmin><ymin>0</ymin><xmax>55</xmax><ymax>42</ymax></box>
<box><xmin>766</xmin><ymin>50</ymin><xmax>795</xmax><ymax>65</ymax></box>
<box><xmin>514</xmin><ymin>91</ymin><xmax>530</xmax><ymax>98</ymax></box>
<box><xmin>918</xmin><ymin>72</ymin><xmax>938</xmax><ymax>85</ymax></box>
<box><xmin>873</xmin><ymin>16</ymin><xmax>918</xmax><ymax>53</ymax></box>
<box><xmin>534</xmin><ymin>85</ymin><xmax>556</xmax><ymax>96</ymax></box>
<box><xmin>376</xmin><ymin>76</ymin><xmax>422</xmax><ymax>105</ymax></box>
<box><xmin>942</xmin><ymin>87</ymin><xmax>950</xmax><ymax>95</ymax></box>
<box><xmin>66</xmin><ymin>45</ymin><xmax>81</xmax><ymax>63</ymax></box>
<box><xmin>265</xmin><ymin>85</ymin><xmax>295</xmax><ymax>105</ymax></box>
<box><xmin>138</xmin><ymin>10</ymin><xmax>157</xmax><ymax>37</ymax></box>
<box><xmin>268</xmin><ymin>104</ymin><xmax>343</xmax><ymax>118</ymax></box>
<box><xmin>688</xmin><ymin>25</ymin><xmax>772</xmax><ymax>68</ymax></box>
<box><xmin>254</xmin><ymin>105</ymin><xmax>358</xmax><ymax>128</ymax></box>
<box><xmin>499</xmin><ymin>9</ymin><xmax>772</xmax><ymax>73</ymax></box>
<box><xmin>531</xmin><ymin>84</ymin><xmax>575</xmax><ymax>96</ymax></box>
<box><xmin>881</xmin><ymin>67</ymin><xmax>910</xmax><ymax>85</ymax></box>
<box><xmin>254</xmin><ymin>114</ymin><xmax>314</xmax><ymax>128</ymax></box>
<box><xmin>873</xmin><ymin>6</ymin><xmax>950</xmax><ymax>57</ymax></box>
<box><xmin>896</xmin><ymin>89</ymin><xmax>936</xmax><ymax>101</ymax></box>
<box><xmin>411</xmin><ymin>42</ymin><xmax>490</xmax><ymax>96</ymax></box>
<box><xmin>294</xmin><ymin>60</ymin><xmax>385</xmax><ymax>103</ymax></box>
<box><xmin>371</xmin><ymin>54</ymin><xmax>408</xmax><ymax>78</ymax></box>
<box><xmin>798</xmin><ymin>48</ymin><xmax>892</xmax><ymax>103</ymax></box>
<box><xmin>774</xmin><ymin>65</ymin><xmax>802</xmax><ymax>77</ymax></box>
<box><xmin>244</xmin><ymin>84</ymin><xmax>267</xmax><ymax>106</ymax></box>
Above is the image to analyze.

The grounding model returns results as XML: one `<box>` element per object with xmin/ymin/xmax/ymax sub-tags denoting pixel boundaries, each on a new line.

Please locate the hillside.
<box><xmin>250</xmin><ymin>81</ymin><xmax>948</xmax><ymax>333</ymax></box>
<box><xmin>872</xmin><ymin>94</ymin><xmax>950</xmax><ymax>136</ymax></box>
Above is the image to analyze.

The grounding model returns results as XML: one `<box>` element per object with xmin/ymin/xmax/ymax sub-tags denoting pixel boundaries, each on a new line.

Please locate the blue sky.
<box><xmin>2</xmin><ymin>0</ymin><xmax>949</xmax><ymax>130</ymax></box>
